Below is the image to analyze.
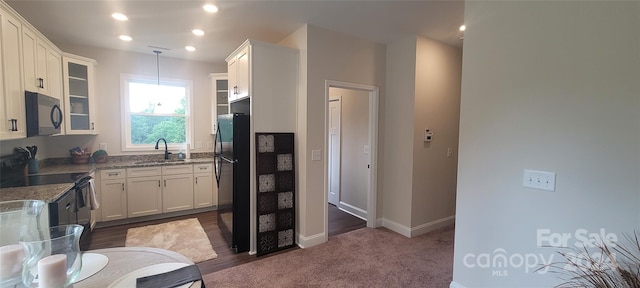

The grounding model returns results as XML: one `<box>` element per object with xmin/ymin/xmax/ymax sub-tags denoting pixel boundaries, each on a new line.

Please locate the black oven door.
<box><xmin>75</xmin><ymin>176</ymin><xmax>92</xmax><ymax>250</ymax></box>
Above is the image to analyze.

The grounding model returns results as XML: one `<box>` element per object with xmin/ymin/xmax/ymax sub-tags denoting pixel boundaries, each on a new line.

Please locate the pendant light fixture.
<box><xmin>153</xmin><ymin>50</ymin><xmax>162</xmax><ymax>106</ymax></box>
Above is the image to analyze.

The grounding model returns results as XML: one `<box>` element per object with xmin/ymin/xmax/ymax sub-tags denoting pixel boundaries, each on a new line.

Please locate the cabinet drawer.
<box><xmin>162</xmin><ymin>164</ymin><xmax>193</xmax><ymax>175</ymax></box>
<box><xmin>127</xmin><ymin>167</ymin><xmax>162</xmax><ymax>177</ymax></box>
<box><xmin>100</xmin><ymin>169</ymin><xmax>125</xmax><ymax>180</ymax></box>
<box><xmin>193</xmin><ymin>164</ymin><xmax>213</xmax><ymax>173</ymax></box>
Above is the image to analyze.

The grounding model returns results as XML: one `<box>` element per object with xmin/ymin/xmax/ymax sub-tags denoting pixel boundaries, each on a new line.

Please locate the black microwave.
<box><xmin>25</xmin><ymin>91</ymin><xmax>63</xmax><ymax>137</ymax></box>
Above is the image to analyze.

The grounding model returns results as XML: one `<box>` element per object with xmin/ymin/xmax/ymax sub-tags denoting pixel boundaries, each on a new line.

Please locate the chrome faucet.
<box><xmin>154</xmin><ymin>138</ymin><xmax>171</xmax><ymax>160</ymax></box>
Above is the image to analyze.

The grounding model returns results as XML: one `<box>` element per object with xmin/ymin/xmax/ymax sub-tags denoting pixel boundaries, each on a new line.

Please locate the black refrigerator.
<box><xmin>214</xmin><ymin>113</ymin><xmax>250</xmax><ymax>253</ymax></box>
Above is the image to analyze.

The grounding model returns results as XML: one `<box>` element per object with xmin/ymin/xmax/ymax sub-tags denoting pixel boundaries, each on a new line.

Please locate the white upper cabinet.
<box><xmin>63</xmin><ymin>54</ymin><xmax>98</xmax><ymax>135</ymax></box>
<box><xmin>226</xmin><ymin>39</ymin><xmax>298</xmax><ymax>133</ymax></box>
<box><xmin>226</xmin><ymin>46</ymin><xmax>249</xmax><ymax>102</ymax></box>
<box><xmin>210</xmin><ymin>73</ymin><xmax>228</xmax><ymax>134</ymax></box>
<box><xmin>0</xmin><ymin>8</ymin><xmax>26</xmax><ymax>140</ymax></box>
<box><xmin>46</xmin><ymin>50</ymin><xmax>63</xmax><ymax>100</ymax></box>
<box><xmin>22</xmin><ymin>26</ymin><xmax>61</xmax><ymax>97</ymax></box>
<box><xmin>1</xmin><ymin>2</ymin><xmax>65</xmax><ymax>140</ymax></box>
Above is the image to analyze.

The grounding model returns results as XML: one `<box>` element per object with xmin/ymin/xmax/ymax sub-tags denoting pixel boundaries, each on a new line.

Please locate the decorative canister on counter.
<box><xmin>91</xmin><ymin>150</ymin><xmax>108</xmax><ymax>163</ymax></box>
<box><xmin>27</xmin><ymin>158</ymin><xmax>39</xmax><ymax>174</ymax></box>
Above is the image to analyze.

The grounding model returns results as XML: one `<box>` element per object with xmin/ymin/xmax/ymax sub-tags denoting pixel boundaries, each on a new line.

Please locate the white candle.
<box><xmin>37</xmin><ymin>254</ymin><xmax>67</xmax><ymax>288</ymax></box>
<box><xmin>0</xmin><ymin>244</ymin><xmax>24</xmax><ymax>277</ymax></box>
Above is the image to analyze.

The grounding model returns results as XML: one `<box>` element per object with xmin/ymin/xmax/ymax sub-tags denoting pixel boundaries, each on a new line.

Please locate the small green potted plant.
<box><xmin>92</xmin><ymin>150</ymin><xmax>108</xmax><ymax>163</ymax></box>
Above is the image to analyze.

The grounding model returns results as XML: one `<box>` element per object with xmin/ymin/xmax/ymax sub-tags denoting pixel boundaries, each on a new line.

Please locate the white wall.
<box><xmin>411</xmin><ymin>36</ymin><xmax>461</xmax><ymax>227</ymax></box>
<box><xmin>330</xmin><ymin>87</ymin><xmax>369</xmax><ymax>213</ymax></box>
<box><xmin>23</xmin><ymin>43</ymin><xmax>225</xmax><ymax>158</ymax></box>
<box><xmin>383</xmin><ymin>36</ymin><xmax>461</xmax><ymax>235</ymax></box>
<box><xmin>453</xmin><ymin>1</ymin><xmax>640</xmax><ymax>287</ymax></box>
<box><xmin>279</xmin><ymin>24</ymin><xmax>309</xmax><ymax>237</ymax></box>
<box><xmin>280</xmin><ymin>24</ymin><xmax>386</xmax><ymax>243</ymax></box>
<box><xmin>383</xmin><ymin>37</ymin><xmax>417</xmax><ymax>228</ymax></box>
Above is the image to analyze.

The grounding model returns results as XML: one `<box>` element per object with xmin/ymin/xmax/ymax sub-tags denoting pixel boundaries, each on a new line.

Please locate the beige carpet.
<box><xmin>203</xmin><ymin>225</ymin><xmax>454</xmax><ymax>287</ymax></box>
<box><xmin>125</xmin><ymin>218</ymin><xmax>217</xmax><ymax>263</ymax></box>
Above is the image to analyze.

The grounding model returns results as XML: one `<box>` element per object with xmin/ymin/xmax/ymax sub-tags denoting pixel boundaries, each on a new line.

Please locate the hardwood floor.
<box><xmin>88</xmin><ymin>205</ymin><xmax>366</xmax><ymax>275</ymax></box>
<box><xmin>328</xmin><ymin>203</ymin><xmax>366</xmax><ymax>237</ymax></box>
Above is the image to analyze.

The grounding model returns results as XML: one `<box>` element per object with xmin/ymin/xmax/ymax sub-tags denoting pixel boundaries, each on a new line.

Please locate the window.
<box><xmin>121</xmin><ymin>75</ymin><xmax>193</xmax><ymax>151</ymax></box>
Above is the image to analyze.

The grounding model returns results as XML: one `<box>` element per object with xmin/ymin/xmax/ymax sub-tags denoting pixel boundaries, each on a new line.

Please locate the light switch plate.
<box><xmin>311</xmin><ymin>150</ymin><xmax>321</xmax><ymax>161</ymax></box>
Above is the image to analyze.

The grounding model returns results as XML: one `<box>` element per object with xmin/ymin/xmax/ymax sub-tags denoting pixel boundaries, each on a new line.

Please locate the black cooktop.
<box><xmin>0</xmin><ymin>173</ymin><xmax>87</xmax><ymax>189</ymax></box>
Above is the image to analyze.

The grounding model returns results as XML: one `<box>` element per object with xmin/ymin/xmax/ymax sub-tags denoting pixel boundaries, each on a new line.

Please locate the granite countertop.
<box><xmin>0</xmin><ymin>183</ymin><xmax>75</xmax><ymax>203</ymax></box>
<box><xmin>37</xmin><ymin>158</ymin><xmax>215</xmax><ymax>174</ymax></box>
<box><xmin>0</xmin><ymin>158</ymin><xmax>214</xmax><ymax>203</ymax></box>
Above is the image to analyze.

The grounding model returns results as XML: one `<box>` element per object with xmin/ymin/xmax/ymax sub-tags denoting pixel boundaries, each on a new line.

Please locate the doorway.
<box><xmin>324</xmin><ymin>80</ymin><xmax>379</xmax><ymax>239</ymax></box>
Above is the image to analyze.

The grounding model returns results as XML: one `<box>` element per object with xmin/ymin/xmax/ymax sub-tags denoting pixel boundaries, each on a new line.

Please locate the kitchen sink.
<box><xmin>134</xmin><ymin>159</ymin><xmax>186</xmax><ymax>165</ymax></box>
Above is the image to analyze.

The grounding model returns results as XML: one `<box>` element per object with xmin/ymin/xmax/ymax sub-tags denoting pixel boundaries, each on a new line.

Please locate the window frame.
<box><xmin>120</xmin><ymin>74</ymin><xmax>194</xmax><ymax>152</ymax></box>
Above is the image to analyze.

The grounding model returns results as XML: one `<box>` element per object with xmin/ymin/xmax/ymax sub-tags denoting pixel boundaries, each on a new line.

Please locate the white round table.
<box><xmin>74</xmin><ymin>247</ymin><xmax>202</xmax><ymax>288</ymax></box>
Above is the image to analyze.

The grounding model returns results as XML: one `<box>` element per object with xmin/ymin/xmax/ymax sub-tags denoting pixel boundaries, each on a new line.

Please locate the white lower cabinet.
<box><xmin>194</xmin><ymin>164</ymin><xmax>215</xmax><ymax>208</ymax></box>
<box><xmin>99</xmin><ymin>169</ymin><xmax>127</xmax><ymax>221</ymax></box>
<box><xmin>163</xmin><ymin>174</ymin><xmax>194</xmax><ymax>212</ymax></box>
<box><xmin>162</xmin><ymin>165</ymin><xmax>194</xmax><ymax>213</ymax></box>
<box><xmin>97</xmin><ymin>163</ymin><xmax>214</xmax><ymax>222</ymax></box>
<box><xmin>127</xmin><ymin>167</ymin><xmax>162</xmax><ymax>218</ymax></box>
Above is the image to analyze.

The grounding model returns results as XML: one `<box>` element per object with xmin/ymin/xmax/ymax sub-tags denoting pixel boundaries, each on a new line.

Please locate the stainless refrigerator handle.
<box><xmin>221</xmin><ymin>156</ymin><xmax>236</xmax><ymax>164</ymax></box>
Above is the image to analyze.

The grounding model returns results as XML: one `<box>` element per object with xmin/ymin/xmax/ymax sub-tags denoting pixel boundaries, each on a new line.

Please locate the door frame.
<box><xmin>324</xmin><ymin>80</ymin><xmax>379</xmax><ymax>238</ymax></box>
<box><xmin>328</xmin><ymin>96</ymin><xmax>341</xmax><ymax>207</ymax></box>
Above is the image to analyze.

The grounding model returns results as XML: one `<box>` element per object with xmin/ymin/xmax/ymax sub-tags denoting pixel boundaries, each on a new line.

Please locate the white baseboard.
<box><xmin>410</xmin><ymin>215</ymin><xmax>455</xmax><ymax>237</ymax></box>
<box><xmin>338</xmin><ymin>201</ymin><xmax>367</xmax><ymax>220</ymax></box>
<box><xmin>297</xmin><ymin>232</ymin><xmax>326</xmax><ymax>248</ymax></box>
<box><xmin>381</xmin><ymin>215</ymin><xmax>456</xmax><ymax>238</ymax></box>
<box><xmin>380</xmin><ymin>218</ymin><xmax>412</xmax><ymax>237</ymax></box>
<box><xmin>449</xmin><ymin>281</ymin><xmax>466</xmax><ymax>288</ymax></box>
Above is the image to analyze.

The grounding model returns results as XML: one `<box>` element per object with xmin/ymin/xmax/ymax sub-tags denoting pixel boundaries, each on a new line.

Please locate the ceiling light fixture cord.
<box><xmin>154</xmin><ymin>50</ymin><xmax>161</xmax><ymax>86</ymax></box>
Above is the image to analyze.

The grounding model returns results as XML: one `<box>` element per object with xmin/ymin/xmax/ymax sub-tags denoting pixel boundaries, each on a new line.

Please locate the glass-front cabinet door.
<box><xmin>63</xmin><ymin>55</ymin><xmax>97</xmax><ymax>134</ymax></box>
<box><xmin>210</xmin><ymin>73</ymin><xmax>228</xmax><ymax>134</ymax></box>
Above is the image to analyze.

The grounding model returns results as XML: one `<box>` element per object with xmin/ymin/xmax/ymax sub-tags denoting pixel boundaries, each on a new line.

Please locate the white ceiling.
<box><xmin>6</xmin><ymin>0</ymin><xmax>465</xmax><ymax>65</ymax></box>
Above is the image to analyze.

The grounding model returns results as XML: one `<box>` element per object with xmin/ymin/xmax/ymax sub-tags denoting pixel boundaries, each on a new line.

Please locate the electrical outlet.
<box><xmin>99</xmin><ymin>143</ymin><xmax>107</xmax><ymax>151</ymax></box>
<box><xmin>196</xmin><ymin>141</ymin><xmax>203</xmax><ymax>149</ymax></box>
<box><xmin>523</xmin><ymin>169</ymin><xmax>556</xmax><ymax>192</ymax></box>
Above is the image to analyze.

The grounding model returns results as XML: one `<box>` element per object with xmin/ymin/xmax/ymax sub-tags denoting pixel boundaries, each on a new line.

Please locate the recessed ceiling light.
<box><xmin>119</xmin><ymin>35</ymin><xmax>132</xmax><ymax>42</ymax></box>
<box><xmin>459</xmin><ymin>25</ymin><xmax>466</xmax><ymax>31</ymax></box>
<box><xmin>203</xmin><ymin>4</ymin><xmax>218</xmax><ymax>13</ymax></box>
<box><xmin>192</xmin><ymin>29</ymin><xmax>205</xmax><ymax>36</ymax></box>
<box><xmin>185</xmin><ymin>46</ymin><xmax>196</xmax><ymax>52</ymax></box>
<box><xmin>112</xmin><ymin>13</ymin><xmax>128</xmax><ymax>21</ymax></box>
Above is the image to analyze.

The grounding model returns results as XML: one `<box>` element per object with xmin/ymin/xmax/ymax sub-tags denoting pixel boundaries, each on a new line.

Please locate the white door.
<box><xmin>328</xmin><ymin>98</ymin><xmax>341</xmax><ymax>206</ymax></box>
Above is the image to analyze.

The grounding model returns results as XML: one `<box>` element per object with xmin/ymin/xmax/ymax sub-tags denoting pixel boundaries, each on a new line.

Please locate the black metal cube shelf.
<box><xmin>255</xmin><ymin>133</ymin><xmax>295</xmax><ymax>256</ymax></box>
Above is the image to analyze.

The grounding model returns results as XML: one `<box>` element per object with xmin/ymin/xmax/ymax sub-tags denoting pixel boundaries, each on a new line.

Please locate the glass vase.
<box><xmin>0</xmin><ymin>200</ymin><xmax>45</xmax><ymax>288</ymax></box>
<box><xmin>20</xmin><ymin>225</ymin><xmax>84</xmax><ymax>288</ymax></box>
